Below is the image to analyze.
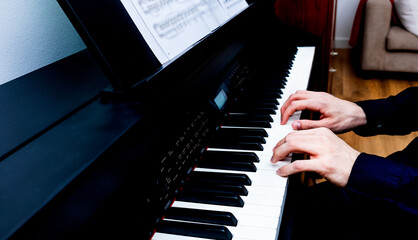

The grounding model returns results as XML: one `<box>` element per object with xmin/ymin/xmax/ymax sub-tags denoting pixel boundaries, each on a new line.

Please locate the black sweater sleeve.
<box><xmin>346</xmin><ymin>138</ymin><xmax>418</xmax><ymax>215</ymax></box>
<box><xmin>346</xmin><ymin>87</ymin><xmax>418</xmax><ymax>215</ymax></box>
<box><xmin>353</xmin><ymin>87</ymin><xmax>418</xmax><ymax>136</ymax></box>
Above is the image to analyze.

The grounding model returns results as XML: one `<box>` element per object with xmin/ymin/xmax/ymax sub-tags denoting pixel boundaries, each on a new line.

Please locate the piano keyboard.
<box><xmin>152</xmin><ymin>46</ymin><xmax>315</xmax><ymax>240</ymax></box>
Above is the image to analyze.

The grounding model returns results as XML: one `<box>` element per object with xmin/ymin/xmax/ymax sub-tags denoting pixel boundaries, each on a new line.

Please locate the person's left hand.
<box><xmin>270</xmin><ymin>127</ymin><xmax>360</xmax><ymax>187</ymax></box>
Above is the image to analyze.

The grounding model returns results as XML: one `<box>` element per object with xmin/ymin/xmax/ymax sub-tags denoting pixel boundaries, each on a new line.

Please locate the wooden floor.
<box><xmin>328</xmin><ymin>49</ymin><xmax>418</xmax><ymax>157</ymax></box>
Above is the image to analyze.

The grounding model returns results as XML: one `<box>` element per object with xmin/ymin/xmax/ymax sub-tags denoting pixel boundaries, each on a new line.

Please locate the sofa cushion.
<box><xmin>394</xmin><ymin>0</ymin><xmax>418</xmax><ymax>36</ymax></box>
<box><xmin>387</xmin><ymin>26</ymin><xmax>418</xmax><ymax>51</ymax></box>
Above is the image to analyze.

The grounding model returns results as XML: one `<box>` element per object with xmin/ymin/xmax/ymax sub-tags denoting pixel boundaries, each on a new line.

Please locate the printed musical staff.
<box><xmin>121</xmin><ymin>0</ymin><xmax>248</xmax><ymax>63</ymax></box>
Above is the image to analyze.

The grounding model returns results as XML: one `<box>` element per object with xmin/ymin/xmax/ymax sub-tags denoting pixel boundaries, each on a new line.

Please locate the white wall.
<box><xmin>0</xmin><ymin>0</ymin><xmax>86</xmax><ymax>85</ymax></box>
<box><xmin>335</xmin><ymin>0</ymin><xmax>360</xmax><ymax>48</ymax></box>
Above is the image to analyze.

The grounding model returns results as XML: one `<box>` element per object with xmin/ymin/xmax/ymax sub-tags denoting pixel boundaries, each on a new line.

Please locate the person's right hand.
<box><xmin>271</xmin><ymin>127</ymin><xmax>360</xmax><ymax>188</ymax></box>
<box><xmin>280</xmin><ymin>90</ymin><xmax>367</xmax><ymax>132</ymax></box>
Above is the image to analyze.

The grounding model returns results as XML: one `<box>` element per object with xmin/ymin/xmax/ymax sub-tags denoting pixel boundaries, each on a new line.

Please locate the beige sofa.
<box><xmin>362</xmin><ymin>0</ymin><xmax>418</xmax><ymax>73</ymax></box>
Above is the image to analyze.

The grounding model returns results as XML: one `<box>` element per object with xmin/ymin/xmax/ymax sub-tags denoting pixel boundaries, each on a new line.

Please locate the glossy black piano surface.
<box><xmin>0</xmin><ymin>1</ymin><xmax>320</xmax><ymax>239</ymax></box>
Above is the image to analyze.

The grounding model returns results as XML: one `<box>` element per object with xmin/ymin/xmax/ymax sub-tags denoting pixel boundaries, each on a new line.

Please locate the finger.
<box><xmin>277</xmin><ymin>159</ymin><xmax>322</xmax><ymax>177</ymax></box>
<box><xmin>280</xmin><ymin>99</ymin><xmax>307</xmax><ymax>125</ymax></box>
<box><xmin>272</xmin><ymin>128</ymin><xmax>320</xmax><ymax>151</ymax></box>
<box><xmin>272</xmin><ymin>137</ymin><xmax>286</xmax><ymax>152</ymax></box>
<box><xmin>270</xmin><ymin>131</ymin><xmax>320</xmax><ymax>163</ymax></box>
<box><xmin>292</xmin><ymin>119</ymin><xmax>331</xmax><ymax>130</ymax></box>
<box><xmin>280</xmin><ymin>92</ymin><xmax>310</xmax><ymax>116</ymax></box>
<box><xmin>272</xmin><ymin>131</ymin><xmax>296</xmax><ymax>151</ymax></box>
<box><xmin>293</xmin><ymin>89</ymin><xmax>312</xmax><ymax>95</ymax></box>
<box><xmin>280</xmin><ymin>90</ymin><xmax>319</xmax><ymax>116</ymax></box>
<box><xmin>281</xmin><ymin>99</ymin><xmax>322</xmax><ymax>125</ymax></box>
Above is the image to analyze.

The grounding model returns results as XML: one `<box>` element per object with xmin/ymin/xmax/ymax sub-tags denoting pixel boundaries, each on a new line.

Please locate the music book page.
<box><xmin>121</xmin><ymin>0</ymin><xmax>248</xmax><ymax>64</ymax></box>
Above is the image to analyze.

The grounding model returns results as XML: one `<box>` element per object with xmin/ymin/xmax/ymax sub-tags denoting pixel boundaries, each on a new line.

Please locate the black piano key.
<box><xmin>232</xmin><ymin>107</ymin><xmax>276</xmax><ymax>115</ymax></box>
<box><xmin>267</xmin><ymin>70</ymin><xmax>289</xmax><ymax>77</ymax></box>
<box><xmin>270</xmin><ymin>69</ymin><xmax>289</xmax><ymax>77</ymax></box>
<box><xmin>256</xmin><ymin>98</ymin><xmax>279</xmax><ymax>105</ymax></box>
<box><xmin>209</xmin><ymin>141</ymin><xmax>263</xmax><ymax>151</ymax></box>
<box><xmin>233</xmin><ymin>102</ymin><xmax>278</xmax><ymax>111</ymax></box>
<box><xmin>266</xmin><ymin>82</ymin><xmax>286</xmax><ymax>89</ymax></box>
<box><xmin>261</xmin><ymin>91</ymin><xmax>282</xmax><ymax>99</ymax></box>
<box><xmin>260</xmin><ymin>102</ymin><xmax>279</xmax><ymax>110</ymax></box>
<box><xmin>270</xmin><ymin>74</ymin><xmax>288</xmax><ymax>80</ymax></box>
<box><xmin>259</xmin><ymin>107</ymin><xmax>277</xmax><ymax>115</ymax></box>
<box><xmin>271</xmin><ymin>68</ymin><xmax>290</xmax><ymax>77</ymax></box>
<box><xmin>177</xmin><ymin>191</ymin><xmax>244</xmax><ymax>207</ymax></box>
<box><xmin>157</xmin><ymin>220</ymin><xmax>232</xmax><ymax>240</ymax></box>
<box><xmin>253</xmin><ymin>102</ymin><xmax>279</xmax><ymax>109</ymax></box>
<box><xmin>165</xmin><ymin>207</ymin><xmax>238</xmax><ymax>226</ymax></box>
<box><xmin>182</xmin><ymin>182</ymin><xmax>248</xmax><ymax>196</ymax></box>
<box><xmin>258</xmin><ymin>95</ymin><xmax>282</xmax><ymax>102</ymax></box>
<box><xmin>234</xmin><ymin>96</ymin><xmax>278</xmax><ymax>106</ymax></box>
<box><xmin>264</xmin><ymin>88</ymin><xmax>283</xmax><ymax>96</ymax></box>
<box><xmin>226</xmin><ymin>113</ymin><xmax>273</xmax><ymax>122</ymax></box>
<box><xmin>212</xmin><ymin>135</ymin><xmax>266</xmax><ymax>144</ymax></box>
<box><xmin>217</xmin><ymin>128</ymin><xmax>268</xmax><ymax>137</ymax></box>
<box><xmin>240</xmin><ymin>92</ymin><xmax>279</xmax><ymax>102</ymax></box>
<box><xmin>266</xmin><ymin>68</ymin><xmax>288</xmax><ymax>75</ymax></box>
<box><xmin>222</xmin><ymin>119</ymin><xmax>271</xmax><ymax>128</ymax></box>
<box><xmin>189</xmin><ymin>171</ymin><xmax>252</xmax><ymax>185</ymax></box>
<box><xmin>265</xmin><ymin>87</ymin><xmax>285</xmax><ymax>94</ymax></box>
<box><xmin>197</xmin><ymin>159</ymin><xmax>257</xmax><ymax>172</ymax></box>
<box><xmin>203</xmin><ymin>151</ymin><xmax>260</xmax><ymax>163</ymax></box>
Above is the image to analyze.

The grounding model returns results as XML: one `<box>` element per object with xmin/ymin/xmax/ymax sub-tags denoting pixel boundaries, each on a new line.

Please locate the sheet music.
<box><xmin>121</xmin><ymin>0</ymin><xmax>248</xmax><ymax>64</ymax></box>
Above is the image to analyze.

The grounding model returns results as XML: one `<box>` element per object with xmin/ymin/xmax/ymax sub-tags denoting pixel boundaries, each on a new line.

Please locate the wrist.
<box><xmin>340</xmin><ymin>147</ymin><xmax>360</xmax><ymax>187</ymax></box>
<box><xmin>350</xmin><ymin>102</ymin><xmax>367</xmax><ymax>128</ymax></box>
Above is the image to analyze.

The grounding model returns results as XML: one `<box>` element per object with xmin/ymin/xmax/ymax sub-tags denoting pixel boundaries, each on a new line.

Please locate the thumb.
<box><xmin>292</xmin><ymin>119</ymin><xmax>327</xmax><ymax>130</ymax></box>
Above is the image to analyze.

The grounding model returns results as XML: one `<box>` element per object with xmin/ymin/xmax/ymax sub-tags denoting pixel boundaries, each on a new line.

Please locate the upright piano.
<box><xmin>0</xmin><ymin>0</ymin><xmax>321</xmax><ymax>239</ymax></box>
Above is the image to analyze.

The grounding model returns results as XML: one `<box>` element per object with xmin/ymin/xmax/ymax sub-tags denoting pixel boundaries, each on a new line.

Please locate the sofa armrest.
<box><xmin>361</xmin><ymin>0</ymin><xmax>392</xmax><ymax>71</ymax></box>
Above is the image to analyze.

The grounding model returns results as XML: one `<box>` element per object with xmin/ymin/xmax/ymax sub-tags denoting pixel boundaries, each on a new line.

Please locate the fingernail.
<box><xmin>293</xmin><ymin>121</ymin><xmax>301</xmax><ymax>130</ymax></box>
<box><xmin>270</xmin><ymin>156</ymin><xmax>275</xmax><ymax>163</ymax></box>
<box><xmin>276</xmin><ymin>168</ymin><xmax>282</xmax><ymax>176</ymax></box>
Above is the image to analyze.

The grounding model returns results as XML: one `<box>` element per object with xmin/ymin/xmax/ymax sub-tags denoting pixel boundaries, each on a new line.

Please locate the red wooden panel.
<box><xmin>274</xmin><ymin>0</ymin><xmax>335</xmax><ymax>91</ymax></box>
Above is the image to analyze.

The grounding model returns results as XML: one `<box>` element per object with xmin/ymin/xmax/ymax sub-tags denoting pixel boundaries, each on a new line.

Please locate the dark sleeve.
<box><xmin>353</xmin><ymin>87</ymin><xmax>418</xmax><ymax>136</ymax></box>
<box><xmin>345</xmin><ymin>138</ymin><xmax>418</xmax><ymax>215</ymax></box>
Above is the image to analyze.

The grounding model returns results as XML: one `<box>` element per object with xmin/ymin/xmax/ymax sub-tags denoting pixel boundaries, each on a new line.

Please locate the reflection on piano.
<box><xmin>0</xmin><ymin>1</ymin><xmax>320</xmax><ymax>240</ymax></box>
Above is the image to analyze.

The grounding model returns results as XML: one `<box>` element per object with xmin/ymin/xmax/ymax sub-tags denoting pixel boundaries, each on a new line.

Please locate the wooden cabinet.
<box><xmin>274</xmin><ymin>0</ymin><xmax>336</xmax><ymax>91</ymax></box>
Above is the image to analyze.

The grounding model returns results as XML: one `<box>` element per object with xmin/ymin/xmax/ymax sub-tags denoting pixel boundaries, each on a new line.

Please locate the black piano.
<box><xmin>0</xmin><ymin>0</ymin><xmax>321</xmax><ymax>239</ymax></box>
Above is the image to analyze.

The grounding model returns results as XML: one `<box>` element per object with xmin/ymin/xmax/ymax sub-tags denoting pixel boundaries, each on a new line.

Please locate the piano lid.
<box><xmin>57</xmin><ymin>0</ymin><xmax>253</xmax><ymax>91</ymax></box>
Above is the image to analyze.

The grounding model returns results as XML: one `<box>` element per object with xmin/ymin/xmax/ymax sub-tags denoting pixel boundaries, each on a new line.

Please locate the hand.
<box><xmin>280</xmin><ymin>90</ymin><xmax>367</xmax><ymax>132</ymax></box>
<box><xmin>270</xmin><ymin>128</ymin><xmax>360</xmax><ymax>187</ymax></box>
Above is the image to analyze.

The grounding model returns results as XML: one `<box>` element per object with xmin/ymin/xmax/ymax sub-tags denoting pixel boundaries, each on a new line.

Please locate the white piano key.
<box><xmin>244</xmin><ymin>184</ymin><xmax>284</xmax><ymax>197</ymax></box>
<box><xmin>153</xmin><ymin>222</ymin><xmax>278</xmax><ymax>240</ymax></box>
<box><xmin>153</xmin><ymin>232</ymin><xmax>211</xmax><ymax>240</ymax></box>
<box><xmin>153</xmin><ymin>233</ymin><xmax>254</xmax><ymax>240</ymax></box>
<box><xmin>255</xmin><ymin>157</ymin><xmax>291</xmax><ymax>171</ymax></box>
<box><xmin>232</xmin><ymin>213</ymin><xmax>279</xmax><ymax>229</ymax></box>
<box><xmin>250</xmin><ymin>171</ymin><xmax>288</xmax><ymax>188</ymax></box>
<box><xmin>241</xmin><ymin>194</ymin><xmax>282</xmax><ymax>207</ymax></box>
<box><xmin>227</xmin><ymin>225</ymin><xmax>277</xmax><ymax>240</ymax></box>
